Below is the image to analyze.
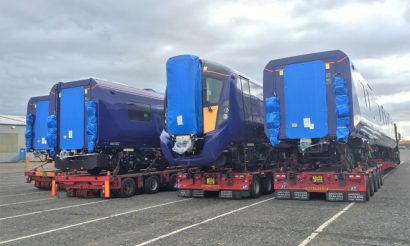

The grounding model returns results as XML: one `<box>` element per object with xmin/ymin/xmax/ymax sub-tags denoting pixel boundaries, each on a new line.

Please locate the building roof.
<box><xmin>0</xmin><ymin>115</ymin><xmax>26</xmax><ymax>126</ymax></box>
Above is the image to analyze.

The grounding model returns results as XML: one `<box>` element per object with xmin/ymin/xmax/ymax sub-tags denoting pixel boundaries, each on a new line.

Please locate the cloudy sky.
<box><xmin>0</xmin><ymin>0</ymin><xmax>409</xmax><ymax>138</ymax></box>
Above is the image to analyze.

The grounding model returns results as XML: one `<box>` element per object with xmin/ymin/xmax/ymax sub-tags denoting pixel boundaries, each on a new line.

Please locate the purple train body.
<box><xmin>48</xmin><ymin>78</ymin><xmax>166</xmax><ymax>174</ymax></box>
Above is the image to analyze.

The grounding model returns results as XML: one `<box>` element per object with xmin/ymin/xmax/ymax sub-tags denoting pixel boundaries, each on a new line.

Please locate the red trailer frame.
<box><xmin>53</xmin><ymin>168</ymin><xmax>181</xmax><ymax>199</ymax></box>
<box><xmin>273</xmin><ymin>161</ymin><xmax>398</xmax><ymax>202</ymax></box>
<box><xmin>176</xmin><ymin>169</ymin><xmax>275</xmax><ymax>199</ymax></box>
<box><xmin>24</xmin><ymin>157</ymin><xmax>61</xmax><ymax>190</ymax></box>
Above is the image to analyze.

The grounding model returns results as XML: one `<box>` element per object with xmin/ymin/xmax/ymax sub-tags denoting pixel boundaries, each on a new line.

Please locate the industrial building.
<box><xmin>0</xmin><ymin>114</ymin><xmax>26</xmax><ymax>162</ymax></box>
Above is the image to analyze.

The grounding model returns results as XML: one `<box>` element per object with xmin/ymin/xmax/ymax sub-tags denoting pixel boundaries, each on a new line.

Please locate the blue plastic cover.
<box><xmin>166</xmin><ymin>55</ymin><xmax>203</xmax><ymax>135</ymax></box>
<box><xmin>334</xmin><ymin>76</ymin><xmax>350</xmax><ymax>142</ymax></box>
<box><xmin>34</xmin><ymin>100</ymin><xmax>50</xmax><ymax>150</ymax></box>
<box><xmin>59</xmin><ymin>87</ymin><xmax>85</xmax><ymax>150</ymax></box>
<box><xmin>265</xmin><ymin>96</ymin><xmax>280</xmax><ymax>146</ymax></box>
<box><xmin>284</xmin><ymin>61</ymin><xmax>328</xmax><ymax>139</ymax></box>
<box><xmin>86</xmin><ymin>101</ymin><xmax>97</xmax><ymax>152</ymax></box>
<box><xmin>25</xmin><ymin>114</ymin><xmax>34</xmax><ymax>150</ymax></box>
<box><xmin>46</xmin><ymin>114</ymin><xmax>57</xmax><ymax>156</ymax></box>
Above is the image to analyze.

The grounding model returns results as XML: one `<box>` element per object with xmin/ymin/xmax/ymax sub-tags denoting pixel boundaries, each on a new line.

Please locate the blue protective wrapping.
<box><xmin>166</xmin><ymin>55</ymin><xmax>203</xmax><ymax>135</ymax></box>
<box><xmin>46</xmin><ymin>115</ymin><xmax>57</xmax><ymax>149</ymax></box>
<box><xmin>265</xmin><ymin>96</ymin><xmax>280</xmax><ymax>146</ymax></box>
<box><xmin>334</xmin><ymin>76</ymin><xmax>350</xmax><ymax>142</ymax></box>
<box><xmin>86</xmin><ymin>101</ymin><xmax>97</xmax><ymax>152</ymax></box>
<box><xmin>25</xmin><ymin>114</ymin><xmax>34</xmax><ymax>150</ymax></box>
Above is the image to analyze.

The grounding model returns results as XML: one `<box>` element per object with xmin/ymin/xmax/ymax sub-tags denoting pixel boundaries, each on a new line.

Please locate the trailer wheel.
<box><xmin>118</xmin><ymin>178</ymin><xmax>136</xmax><ymax>198</ymax></box>
<box><xmin>373</xmin><ymin>173</ymin><xmax>379</xmax><ymax>193</ymax></box>
<box><xmin>369</xmin><ymin>174</ymin><xmax>374</xmax><ymax>197</ymax></box>
<box><xmin>365</xmin><ymin>178</ymin><xmax>371</xmax><ymax>201</ymax></box>
<box><xmin>375</xmin><ymin>171</ymin><xmax>381</xmax><ymax>189</ymax></box>
<box><xmin>168</xmin><ymin>174</ymin><xmax>177</xmax><ymax>191</ymax></box>
<box><xmin>261</xmin><ymin>176</ymin><xmax>273</xmax><ymax>194</ymax></box>
<box><xmin>144</xmin><ymin>176</ymin><xmax>160</xmax><ymax>194</ymax></box>
<box><xmin>250</xmin><ymin>176</ymin><xmax>261</xmax><ymax>198</ymax></box>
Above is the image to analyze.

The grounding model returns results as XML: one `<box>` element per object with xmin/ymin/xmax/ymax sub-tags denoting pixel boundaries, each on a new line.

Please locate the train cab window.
<box><xmin>241</xmin><ymin>77</ymin><xmax>251</xmax><ymax>95</ymax></box>
<box><xmin>128</xmin><ymin>102</ymin><xmax>151</xmax><ymax>122</ymax></box>
<box><xmin>366</xmin><ymin>90</ymin><xmax>371</xmax><ymax>111</ymax></box>
<box><xmin>203</xmin><ymin>76</ymin><xmax>224</xmax><ymax>106</ymax></box>
<box><xmin>360</xmin><ymin>83</ymin><xmax>368</xmax><ymax>108</ymax></box>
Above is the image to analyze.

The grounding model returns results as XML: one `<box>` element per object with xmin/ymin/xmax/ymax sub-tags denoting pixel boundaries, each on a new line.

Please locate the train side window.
<box><xmin>250</xmin><ymin>82</ymin><xmax>263</xmax><ymax>100</ymax></box>
<box><xmin>366</xmin><ymin>90</ymin><xmax>371</xmax><ymax>111</ymax></box>
<box><xmin>360</xmin><ymin>83</ymin><xmax>368</xmax><ymax>108</ymax></box>
<box><xmin>240</xmin><ymin>77</ymin><xmax>253</xmax><ymax>121</ymax></box>
<box><xmin>128</xmin><ymin>102</ymin><xmax>151</xmax><ymax>122</ymax></box>
<box><xmin>377</xmin><ymin>105</ymin><xmax>382</xmax><ymax>121</ymax></box>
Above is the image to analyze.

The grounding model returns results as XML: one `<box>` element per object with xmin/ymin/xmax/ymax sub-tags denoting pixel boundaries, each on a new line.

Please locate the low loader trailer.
<box><xmin>273</xmin><ymin>161</ymin><xmax>398</xmax><ymax>202</ymax></box>
<box><xmin>24</xmin><ymin>157</ymin><xmax>62</xmax><ymax>190</ymax></box>
<box><xmin>177</xmin><ymin>168</ymin><xmax>275</xmax><ymax>199</ymax></box>
<box><xmin>52</xmin><ymin>168</ymin><xmax>181</xmax><ymax>199</ymax></box>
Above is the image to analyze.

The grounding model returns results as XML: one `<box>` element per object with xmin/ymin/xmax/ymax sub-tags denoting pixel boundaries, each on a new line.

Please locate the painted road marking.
<box><xmin>298</xmin><ymin>202</ymin><xmax>355</xmax><ymax>246</ymax></box>
<box><xmin>136</xmin><ymin>197</ymin><xmax>274</xmax><ymax>246</ymax></box>
<box><xmin>0</xmin><ymin>199</ymin><xmax>190</xmax><ymax>245</ymax></box>
<box><xmin>0</xmin><ymin>198</ymin><xmax>54</xmax><ymax>207</ymax></box>
<box><xmin>0</xmin><ymin>200</ymin><xmax>106</xmax><ymax>221</ymax></box>
<box><xmin>0</xmin><ymin>192</ymin><xmax>43</xmax><ymax>198</ymax></box>
<box><xmin>298</xmin><ymin>168</ymin><xmax>399</xmax><ymax>246</ymax></box>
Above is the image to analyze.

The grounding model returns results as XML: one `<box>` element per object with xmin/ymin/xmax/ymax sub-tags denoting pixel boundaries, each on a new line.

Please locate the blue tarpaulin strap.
<box><xmin>166</xmin><ymin>55</ymin><xmax>203</xmax><ymax>135</ymax></box>
<box><xmin>25</xmin><ymin>114</ymin><xmax>34</xmax><ymax>150</ymax></box>
<box><xmin>86</xmin><ymin>101</ymin><xmax>97</xmax><ymax>152</ymax></box>
<box><xmin>334</xmin><ymin>76</ymin><xmax>350</xmax><ymax>142</ymax></box>
<box><xmin>265</xmin><ymin>96</ymin><xmax>280</xmax><ymax>146</ymax></box>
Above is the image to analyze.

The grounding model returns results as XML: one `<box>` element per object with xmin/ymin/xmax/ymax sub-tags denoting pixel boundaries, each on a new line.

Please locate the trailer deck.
<box><xmin>53</xmin><ymin>168</ymin><xmax>181</xmax><ymax>198</ymax></box>
<box><xmin>273</xmin><ymin>161</ymin><xmax>398</xmax><ymax>202</ymax></box>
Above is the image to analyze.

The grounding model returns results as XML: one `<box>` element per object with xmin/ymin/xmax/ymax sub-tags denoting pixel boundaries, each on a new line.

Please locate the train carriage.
<box><xmin>47</xmin><ymin>78</ymin><xmax>166</xmax><ymax>174</ymax></box>
<box><xmin>25</xmin><ymin>95</ymin><xmax>52</xmax><ymax>158</ymax></box>
<box><xmin>263</xmin><ymin>50</ymin><xmax>400</xmax><ymax>170</ymax></box>
<box><xmin>160</xmin><ymin>55</ymin><xmax>269</xmax><ymax>169</ymax></box>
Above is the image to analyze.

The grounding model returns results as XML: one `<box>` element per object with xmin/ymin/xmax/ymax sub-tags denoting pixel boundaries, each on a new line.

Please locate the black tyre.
<box><xmin>118</xmin><ymin>178</ymin><xmax>136</xmax><ymax>198</ymax></box>
<box><xmin>379</xmin><ymin>170</ymin><xmax>383</xmax><ymax>186</ymax></box>
<box><xmin>144</xmin><ymin>175</ymin><xmax>160</xmax><ymax>194</ymax></box>
<box><xmin>372</xmin><ymin>173</ymin><xmax>378</xmax><ymax>193</ymax></box>
<box><xmin>369</xmin><ymin>175</ymin><xmax>374</xmax><ymax>197</ymax></box>
<box><xmin>87</xmin><ymin>168</ymin><xmax>101</xmax><ymax>176</ymax></box>
<box><xmin>250</xmin><ymin>176</ymin><xmax>261</xmax><ymax>198</ymax></box>
<box><xmin>375</xmin><ymin>171</ymin><xmax>381</xmax><ymax>189</ymax></box>
<box><xmin>261</xmin><ymin>175</ymin><xmax>273</xmax><ymax>195</ymax></box>
<box><xmin>365</xmin><ymin>178</ymin><xmax>370</xmax><ymax>201</ymax></box>
<box><xmin>168</xmin><ymin>174</ymin><xmax>177</xmax><ymax>191</ymax></box>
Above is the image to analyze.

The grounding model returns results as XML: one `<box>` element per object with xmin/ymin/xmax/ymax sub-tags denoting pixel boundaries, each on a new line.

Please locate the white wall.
<box><xmin>0</xmin><ymin>124</ymin><xmax>25</xmax><ymax>163</ymax></box>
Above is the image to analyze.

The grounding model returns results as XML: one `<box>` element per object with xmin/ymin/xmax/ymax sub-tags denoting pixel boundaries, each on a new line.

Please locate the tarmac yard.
<box><xmin>0</xmin><ymin>151</ymin><xmax>409</xmax><ymax>246</ymax></box>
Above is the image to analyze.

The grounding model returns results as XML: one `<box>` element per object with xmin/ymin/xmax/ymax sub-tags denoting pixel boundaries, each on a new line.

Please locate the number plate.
<box><xmin>206</xmin><ymin>177</ymin><xmax>215</xmax><ymax>185</ymax></box>
<box><xmin>311</xmin><ymin>175</ymin><xmax>324</xmax><ymax>184</ymax></box>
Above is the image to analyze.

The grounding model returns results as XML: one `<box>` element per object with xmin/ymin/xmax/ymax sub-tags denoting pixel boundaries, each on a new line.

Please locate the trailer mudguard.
<box><xmin>166</xmin><ymin>55</ymin><xmax>203</xmax><ymax>135</ymax></box>
<box><xmin>25</xmin><ymin>114</ymin><xmax>34</xmax><ymax>150</ymax></box>
<box><xmin>334</xmin><ymin>76</ymin><xmax>350</xmax><ymax>142</ymax></box>
<box><xmin>86</xmin><ymin>101</ymin><xmax>97</xmax><ymax>152</ymax></box>
<box><xmin>265</xmin><ymin>96</ymin><xmax>280</xmax><ymax>146</ymax></box>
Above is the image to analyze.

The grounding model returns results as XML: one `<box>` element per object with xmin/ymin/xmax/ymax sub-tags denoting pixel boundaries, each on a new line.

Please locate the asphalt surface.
<box><xmin>0</xmin><ymin>151</ymin><xmax>409</xmax><ymax>246</ymax></box>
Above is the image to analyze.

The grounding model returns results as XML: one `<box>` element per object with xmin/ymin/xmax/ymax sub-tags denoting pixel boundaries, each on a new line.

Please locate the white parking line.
<box><xmin>0</xmin><ymin>198</ymin><xmax>54</xmax><ymax>207</ymax></box>
<box><xmin>298</xmin><ymin>168</ymin><xmax>398</xmax><ymax>246</ymax></box>
<box><xmin>298</xmin><ymin>202</ymin><xmax>355</xmax><ymax>246</ymax></box>
<box><xmin>136</xmin><ymin>197</ymin><xmax>274</xmax><ymax>246</ymax></box>
<box><xmin>0</xmin><ymin>199</ymin><xmax>190</xmax><ymax>245</ymax></box>
<box><xmin>0</xmin><ymin>192</ymin><xmax>43</xmax><ymax>198</ymax></box>
<box><xmin>0</xmin><ymin>200</ymin><xmax>106</xmax><ymax>221</ymax></box>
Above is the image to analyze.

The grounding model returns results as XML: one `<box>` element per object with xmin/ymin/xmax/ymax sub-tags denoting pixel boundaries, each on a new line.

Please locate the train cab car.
<box><xmin>263</xmin><ymin>50</ymin><xmax>400</xmax><ymax>170</ymax></box>
<box><xmin>25</xmin><ymin>95</ymin><xmax>52</xmax><ymax>159</ymax></box>
<box><xmin>160</xmin><ymin>55</ymin><xmax>269</xmax><ymax>169</ymax></box>
<box><xmin>47</xmin><ymin>78</ymin><xmax>166</xmax><ymax>174</ymax></box>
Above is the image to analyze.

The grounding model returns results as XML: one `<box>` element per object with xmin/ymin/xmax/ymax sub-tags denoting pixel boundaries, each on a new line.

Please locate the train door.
<box><xmin>283</xmin><ymin>60</ymin><xmax>328</xmax><ymax>139</ymax></box>
<box><xmin>59</xmin><ymin>87</ymin><xmax>85</xmax><ymax>150</ymax></box>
